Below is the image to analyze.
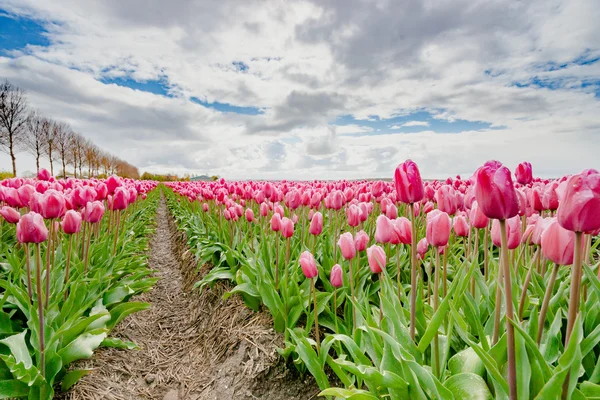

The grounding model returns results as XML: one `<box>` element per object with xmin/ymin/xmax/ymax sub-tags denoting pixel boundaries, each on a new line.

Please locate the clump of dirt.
<box><xmin>62</xmin><ymin>195</ymin><xmax>322</xmax><ymax>400</ymax></box>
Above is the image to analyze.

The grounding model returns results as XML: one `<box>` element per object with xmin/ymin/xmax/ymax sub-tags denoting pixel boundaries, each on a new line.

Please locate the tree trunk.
<box><xmin>62</xmin><ymin>156</ymin><xmax>66</xmax><ymax>178</ymax></box>
<box><xmin>9</xmin><ymin>134</ymin><xmax>16</xmax><ymax>176</ymax></box>
<box><xmin>49</xmin><ymin>148</ymin><xmax>54</xmax><ymax>175</ymax></box>
<box><xmin>35</xmin><ymin>155</ymin><xmax>40</xmax><ymax>172</ymax></box>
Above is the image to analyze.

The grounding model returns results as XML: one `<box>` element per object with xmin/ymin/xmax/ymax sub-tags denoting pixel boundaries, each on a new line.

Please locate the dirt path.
<box><xmin>64</xmin><ymin>195</ymin><xmax>320</xmax><ymax>400</ymax></box>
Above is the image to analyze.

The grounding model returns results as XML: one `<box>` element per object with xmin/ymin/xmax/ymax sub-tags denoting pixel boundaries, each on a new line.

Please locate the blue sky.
<box><xmin>0</xmin><ymin>1</ymin><xmax>598</xmax><ymax>179</ymax></box>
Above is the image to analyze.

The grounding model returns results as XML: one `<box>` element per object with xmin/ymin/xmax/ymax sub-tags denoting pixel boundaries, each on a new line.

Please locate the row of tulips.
<box><xmin>165</xmin><ymin>160</ymin><xmax>600</xmax><ymax>400</ymax></box>
<box><xmin>0</xmin><ymin>170</ymin><xmax>158</xmax><ymax>399</ymax></box>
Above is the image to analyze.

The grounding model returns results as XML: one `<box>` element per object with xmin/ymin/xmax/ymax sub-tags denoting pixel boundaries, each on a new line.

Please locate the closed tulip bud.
<box><xmin>541</xmin><ymin>219</ymin><xmax>575</xmax><ymax>265</ymax></box>
<box><xmin>202</xmin><ymin>203</ymin><xmax>209</xmax><ymax>212</ymax></box>
<box><xmin>18</xmin><ymin>185</ymin><xmax>36</xmax><ymax>207</ymax></box>
<box><xmin>417</xmin><ymin>238</ymin><xmax>429</xmax><ymax>260</ymax></box>
<box><xmin>270</xmin><ymin>213</ymin><xmax>281</xmax><ymax>232</ymax></box>
<box><xmin>245</xmin><ymin>208</ymin><xmax>254</xmax><ymax>222</ymax></box>
<box><xmin>557</xmin><ymin>169</ymin><xmax>600</xmax><ymax>233</ymax></box>
<box><xmin>435</xmin><ymin>185</ymin><xmax>457</xmax><ymax>215</ymax></box>
<box><xmin>106</xmin><ymin>175</ymin><xmax>122</xmax><ymax>195</ymax></box>
<box><xmin>112</xmin><ymin>187</ymin><xmax>129</xmax><ymax>210</ymax></box>
<box><xmin>16</xmin><ymin>212</ymin><xmax>48</xmax><ymax>243</ymax></box>
<box><xmin>542</xmin><ymin>182</ymin><xmax>559</xmax><ymax>211</ymax></box>
<box><xmin>469</xmin><ymin>201</ymin><xmax>489</xmax><ymax>229</ymax></box>
<box><xmin>95</xmin><ymin>182</ymin><xmax>108</xmax><ymax>200</ymax></box>
<box><xmin>299</xmin><ymin>251</ymin><xmax>318</xmax><ymax>279</ymax></box>
<box><xmin>309</xmin><ymin>212</ymin><xmax>323</xmax><ymax>236</ymax></box>
<box><xmin>37</xmin><ymin>168</ymin><xmax>52</xmax><ymax>181</ymax></box>
<box><xmin>330</xmin><ymin>264</ymin><xmax>343</xmax><ymax>287</ymax></box>
<box><xmin>396</xmin><ymin>217</ymin><xmax>412</xmax><ymax>245</ymax></box>
<box><xmin>346</xmin><ymin>204</ymin><xmax>361</xmax><ymax>227</ymax></box>
<box><xmin>529</xmin><ymin>188</ymin><xmax>544</xmax><ymax>212</ymax></box>
<box><xmin>280</xmin><ymin>217</ymin><xmax>294</xmax><ymax>238</ymax></box>
<box><xmin>475</xmin><ymin>161</ymin><xmax>519</xmax><ymax>220</ymax></box>
<box><xmin>491</xmin><ymin>216</ymin><xmax>522</xmax><ymax>249</ymax></box>
<box><xmin>394</xmin><ymin>160</ymin><xmax>425</xmax><ymax>204</ymax></box>
<box><xmin>61</xmin><ymin>210</ymin><xmax>82</xmax><ymax>234</ymax></box>
<box><xmin>39</xmin><ymin>189</ymin><xmax>66</xmax><ymax>219</ymax></box>
<box><xmin>515</xmin><ymin>162</ymin><xmax>533</xmax><ymax>185</ymax></box>
<box><xmin>426</xmin><ymin>209</ymin><xmax>451</xmax><ymax>247</ymax></box>
<box><xmin>367</xmin><ymin>245</ymin><xmax>386</xmax><ymax>274</ymax></box>
<box><xmin>338</xmin><ymin>232</ymin><xmax>356</xmax><ymax>260</ymax></box>
<box><xmin>423</xmin><ymin>201</ymin><xmax>435</xmax><ymax>214</ymax></box>
<box><xmin>521</xmin><ymin>224</ymin><xmax>535</xmax><ymax>245</ymax></box>
<box><xmin>375</xmin><ymin>215</ymin><xmax>393</xmax><ymax>244</ymax></box>
<box><xmin>453</xmin><ymin>215</ymin><xmax>469</xmax><ymax>237</ymax></box>
<box><xmin>260</xmin><ymin>202</ymin><xmax>269</xmax><ymax>217</ymax></box>
<box><xmin>531</xmin><ymin>217</ymin><xmax>551</xmax><ymax>245</ymax></box>
<box><xmin>83</xmin><ymin>201</ymin><xmax>105</xmax><ymax>223</ymax></box>
<box><xmin>5</xmin><ymin>187</ymin><xmax>22</xmax><ymax>208</ymax></box>
<box><xmin>354</xmin><ymin>230</ymin><xmax>369</xmax><ymax>252</ymax></box>
<box><xmin>0</xmin><ymin>206</ymin><xmax>20</xmax><ymax>224</ymax></box>
<box><xmin>385</xmin><ymin>203</ymin><xmax>398</xmax><ymax>219</ymax></box>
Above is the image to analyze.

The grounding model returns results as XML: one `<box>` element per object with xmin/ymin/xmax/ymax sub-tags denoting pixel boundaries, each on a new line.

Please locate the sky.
<box><xmin>0</xmin><ymin>0</ymin><xmax>598</xmax><ymax>180</ymax></box>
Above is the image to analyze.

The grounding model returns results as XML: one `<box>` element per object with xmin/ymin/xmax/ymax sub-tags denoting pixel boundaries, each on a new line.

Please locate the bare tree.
<box><xmin>25</xmin><ymin>110</ymin><xmax>49</xmax><ymax>172</ymax></box>
<box><xmin>70</xmin><ymin>132</ymin><xmax>84</xmax><ymax>178</ymax></box>
<box><xmin>44</xmin><ymin>120</ymin><xmax>58</xmax><ymax>175</ymax></box>
<box><xmin>0</xmin><ymin>80</ymin><xmax>29</xmax><ymax>176</ymax></box>
<box><xmin>53</xmin><ymin>121</ymin><xmax>73</xmax><ymax>177</ymax></box>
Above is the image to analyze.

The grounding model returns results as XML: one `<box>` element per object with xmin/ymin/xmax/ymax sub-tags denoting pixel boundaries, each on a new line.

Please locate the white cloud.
<box><xmin>0</xmin><ymin>0</ymin><xmax>598</xmax><ymax>179</ymax></box>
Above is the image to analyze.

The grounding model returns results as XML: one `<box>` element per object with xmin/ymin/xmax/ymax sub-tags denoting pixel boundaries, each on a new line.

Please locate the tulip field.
<box><xmin>165</xmin><ymin>161</ymin><xmax>600</xmax><ymax>400</ymax></box>
<box><xmin>0</xmin><ymin>161</ymin><xmax>599</xmax><ymax>399</ymax></box>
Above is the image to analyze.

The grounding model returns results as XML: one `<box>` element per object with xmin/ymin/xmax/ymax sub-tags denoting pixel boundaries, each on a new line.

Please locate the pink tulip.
<box><xmin>395</xmin><ymin>217</ymin><xmax>412</xmax><ymax>245</ymax></box>
<box><xmin>474</xmin><ymin>161</ymin><xmax>519</xmax><ymax>220</ymax></box>
<box><xmin>18</xmin><ymin>185</ymin><xmax>36</xmax><ymax>207</ymax></box>
<box><xmin>469</xmin><ymin>201</ymin><xmax>489</xmax><ymax>229</ymax></box>
<box><xmin>394</xmin><ymin>160</ymin><xmax>425</xmax><ymax>204</ymax></box>
<box><xmin>355</xmin><ymin>230</ymin><xmax>369</xmax><ymax>252</ymax></box>
<box><xmin>309</xmin><ymin>212</ymin><xmax>323</xmax><ymax>236</ymax></box>
<box><xmin>557</xmin><ymin>169</ymin><xmax>600</xmax><ymax>233</ymax></box>
<box><xmin>280</xmin><ymin>217</ymin><xmax>294</xmax><ymax>238</ymax></box>
<box><xmin>367</xmin><ymin>245</ymin><xmax>386</xmax><ymax>274</ymax></box>
<box><xmin>426</xmin><ymin>209</ymin><xmax>451</xmax><ymax>247</ymax></box>
<box><xmin>541</xmin><ymin>219</ymin><xmax>575</xmax><ymax>265</ymax></box>
<box><xmin>106</xmin><ymin>175</ymin><xmax>122</xmax><ymax>195</ymax></box>
<box><xmin>245</xmin><ymin>208</ymin><xmax>254</xmax><ymax>222</ymax></box>
<box><xmin>385</xmin><ymin>204</ymin><xmax>398</xmax><ymax>219</ymax></box>
<box><xmin>453</xmin><ymin>215</ymin><xmax>469</xmax><ymax>237</ymax></box>
<box><xmin>83</xmin><ymin>201</ymin><xmax>105</xmax><ymax>223</ymax></box>
<box><xmin>16</xmin><ymin>212</ymin><xmax>48</xmax><ymax>243</ymax></box>
<box><xmin>112</xmin><ymin>187</ymin><xmax>129</xmax><ymax>210</ymax></box>
<box><xmin>338</xmin><ymin>232</ymin><xmax>356</xmax><ymax>260</ymax></box>
<box><xmin>260</xmin><ymin>202</ymin><xmax>269</xmax><ymax>217</ymax></box>
<box><xmin>375</xmin><ymin>215</ymin><xmax>393</xmax><ymax>244</ymax></box>
<box><xmin>531</xmin><ymin>217</ymin><xmax>551</xmax><ymax>245</ymax></box>
<box><xmin>202</xmin><ymin>203</ymin><xmax>209</xmax><ymax>212</ymax></box>
<box><xmin>435</xmin><ymin>185</ymin><xmax>457</xmax><ymax>215</ymax></box>
<box><xmin>299</xmin><ymin>251</ymin><xmax>318</xmax><ymax>279</ymax></box>
<box><xmin>61</xmin><ymin>210</ymin><xmax>82</xmax><ymax>234</ymax></box>
<box><xmin>39</xmin><ymin>189</ymin><xmax>66</xmax><ymax>219</ymax></box>
<box><xmin>270</xmin><ymin>213</ymin><xmax>281</xmax><ymax>232</ymax></box>
<box><xmin>417</xmin><ymin>237</ymin><xmax>429</xmax><ymax>260</ymax></box>
<box><xmin>330</xmin><ymin>264</ymin><xmax>343</xmax><ymax>287</ymax></box>
<box><xmin>37</xmin><ymin>168</ymin><xmax>52</xmax><ymax>181</ymax></box>
<box><xmin>515</xmin><ymin>162</ymin><xmax>533</xmax><ymax>185</ymax></box>
<box><xmin>0</xmin><ymin>206</ymin><xmax>20</xmax><ymax>224</ymax></box>
<box><xmin>491</xmin><ymin>216</ymin><xmax>522</xmax><ymax>249</ymax></box>
<box><xmin>542</xmin><ymin>182</ymin><xmax>559</xmax><ymax>211</ymax></box>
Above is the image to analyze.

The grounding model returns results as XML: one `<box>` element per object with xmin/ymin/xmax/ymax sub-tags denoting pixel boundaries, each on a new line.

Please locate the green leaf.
<box><xmin>60</xmin><ymin>369</ymin><xmax>93</xmax><ymax>391</ymax></box>
<box><xmin>101</xmin><ymin>337</ymin><xmax>140</xmax><ymax>350</ymax></box>
<box><xmin>289</xmin><ymin>330</ymin><xmax>329</xmax><ymax>390</ymax></box>
<box><xmin>58</xmin><ymin>330</ymin><xmax>108</xmax><ymax>365</ymax></box>
<box><xmin>448</xmin><ymin>347</ymin><xmax>485</xmax><ymax>377</ymax></box>
<box><xmin>0</xmin><ymin>379</ymin><xmax>29</xmax><ymax>398</ymax></box>
<box><xmin>106</xmin><ymin>302</ymin><xmax>150</xmax><ymax>330</ymax></box>
<box><xmin>318</xmin><ymin>387</ymin><xmax>379</xmax><ymax>400</ymax></box>
<box><xmin>444</xmin><ymin>373</ymin><xmax>493</xmax><ymax>400</ymax></box>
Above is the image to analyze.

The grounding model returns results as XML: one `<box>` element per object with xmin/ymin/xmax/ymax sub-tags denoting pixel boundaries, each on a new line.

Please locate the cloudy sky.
<box><xmin>0</xmin><ymin>0</ymin><xmax>598</xmax><ymax>179</ymax></box>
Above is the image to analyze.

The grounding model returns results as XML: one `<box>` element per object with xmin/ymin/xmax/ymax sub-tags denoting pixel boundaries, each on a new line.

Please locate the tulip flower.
<box><xmin>453</xmin><ymin>215</ymin><xmax>469</xmax><ymax>237</ymax></box>
<box><xmin>375</xmin><ymin>215</ymin><xmax>393</xmax><ymax>244</ymax></box>
<box><xmin>354</xmin><ymin>230</ymin><xmax>369</xmax><ymax>252</ymax></box>
<box><xmin>491</xmin><ymin>216</ymin><xmax>522</xmax><ymax>250</ymax></box>
<box><xmin>245</xmin><ymin>208</ymin><xmax>254</xmax><ymax>222</ymax></box>
<box><xmin>37</xmin><ymin>168</ymin><xmax>52</xmax><ymax>181</ymax></box>
<box><xmin>417</xmin><ymin>237</ymin><xmax>429</xmax><ymax>260</ymax></box>
<box><xmin>426</xmin><ymin>210</ymin><xmax>451</xmax><ymax>247</ymax></box>
<box><xmin>280</xmin><ymin>217</ymin><xmax>294</xmax><ymax>238</ymax></box>
<box><xmin>300</xmin><ymin>251</ymin><xmax>321</xmax><ymax>351</ymax></box>
<box><xmin>83</xmin><ymin>201</ymin><xmax>105</xmax><ymax>224</ymax></box>
<box><xmin>16</xmin><ymin>212</ymin><xmax>48</xmax><ymax>244</ymax></box>
<box><xmin>39</xmin><ymin>189</ymin><xmax>66</xmax><ymax>220</ymax></box>
<box><xmin>309</xmin><ymin>212</ymin><xmax>323</xmax><ymax>236</ymax></box>
<box><xmin>435</xmin><ymin>185</ymin><xmax>457</xmax><ymax>215</ymax></box>
<box><xmin>367</xmin><ymin>245</ymin><xmax>386</xmax><ymax>274</ymax></box>
<box><xmin>338</xmin><ymin>232</ymin><xmax>356</xmax><ymax>260</ymax></box>
<box><xmin>0</xmin><ymin>206</ymin><xmax>20</xmax><ymax>224</ymax></box>
<box><xmin>475</xmin><ymin>161</ymin><xmax>519</xmax><ymax>220</ymax></box>
<box><xmin>330</xmin><ymin>264</ymin><xmax>343</xmax><ymax>288</ymax></box>
<box><xmin>271</xmin><ymin>213</ymin><xmax>281</xmax><ymax>232</ymax></box>
<box><xmin>515</xmin><ymin>162</ymin><xmax>533</xmax><ymax>185</ymax></box>
<box><xmin>61</xmin><ymin>210</ymin><xmax>82</xmax><ymax>234</ymax></box>
<box><xmin>556</xmin><ymin>169</ymin><xmax>600</xmax><ymax>233</ymax></box>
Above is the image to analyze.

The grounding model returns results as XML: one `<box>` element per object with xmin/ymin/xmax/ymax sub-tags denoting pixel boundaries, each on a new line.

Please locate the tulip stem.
<box><xmin>537</xmin><ymin>262</ymin><xmax>559</xmax><ymax>345</ymax></box>
<box><xmin>35</xmin><ymin>243</ymin><xmax>45</xmax><ymax>378</ymax></box>
<box><xmin>25</xmin><ymin>244</ymin><xmax>33</xmax><ymax>301</ymax></box>
<box><xmin>44</xmin><ymin>219</ymin><xmax>54</xmax><ymax>308</ymax></box>
<box><xmin>348</xmin><ymin>256</ymin><xmax>357</xmax><ymax>329</ymax></box>
<box><xmin>499</xmin><ymin>219</ymin><xmax>517</xmax><ymax>400</ymax></box>
<box><xmin>112</xmin><ymin>210</ymin><xmax>121</xmax><ymax>256</ymax></box>
<box><xmin>433</xmin><ymin>248</ymin><xmax>440</xmax><ymax>378</ymax></box>
<box><xmin>470</xmin><ymin>229</ymin><xmax>479</xmax><ymax>297</ymax></box>
<box><xmin>492</xmin><ymin>260</ymin><xmax>503</xmax><ymax>345</ymax></box>
<box><xmin>518</xmin><ymin>248</ymin><xmax>540</xmax><ymax>320</ymax></box>
<box><xmin>311</xmin><ymin>278</ymin><xmax>320</xmax><ymax>353</ymax></box>
<box><xmin>409</xmin><ymin>203</ymin><xmax>418</xmax><ymax>341</ymax></box>
<box><xmin>275</xmin><ymin>235</ymin><xmax>280</xmax><ymax>289</ymax></box>
<box><xmin>565</xmin><ymin>231</ymin><xmax>584</xmax><ymax>345</ymax></box>
<box><xmin>396</xmin><ymin>246</ymin><xmax>401</xmax><ymax>301</ymax></box>
<box><xmin>64</xmin><ymin>234</ymin><xmax>73</xmax><ymax>301</ymax></box>
<box><xmin>483</xmin><ymin>224</ymin><xmax>489</xmax><ymax>281</ymax></box>
<box><xmin>333</xmin><ymin>290</ymin><xmax>339</xmax><ymax>333</ymax></box>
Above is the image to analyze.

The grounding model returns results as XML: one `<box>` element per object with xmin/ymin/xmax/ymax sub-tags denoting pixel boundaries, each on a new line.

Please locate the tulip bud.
<box><xmin>338</xmin><ymin>232</ymin><xmax>356</xmax><ymax>260</ymax></box>
<box><xmin>426</xmin><ymin>210</ymin><xmax>451</xmax><ymax>247</ymax></box>
<box><xmin>367</xmin><ymin>245</ymin><xmax>386</xmax><ymax>274</ymax></box>
<box><xmin>309</xmin><ymin>212</ymin><xmax>323</xmax><ymax>236</ymax></box>
<box><xmin>83</xmin><ymin>201</ymin><xmax>105</xmax><ymax>223</ymax></box>
<box><xmin>474</xmin><ymin>161</ymin><xmax>519</xmax><ymax>220</ymax></box>
<box><xmin>556</xmin><ymin>169</ymin><xmax>600</xmax><ymax>233</ymax></box>
<box><xmin>0</xmin><ymin>206</ymin><xmax>20</xmax><ymax>224</ymax></box>
<box><xmin>515</xmin><ymin>162</ymin><xmax>533</xmax><ymax>185</ymax></box>
<box><xmin>453</xmin><ymin>215</ymin><xmax>469</xmax><ymax>237</ymax></box>
<box><xmin>417</xmin><ymin>237</ymin><xmax>429</xmax><ymax>260</ymax></box>
<box><xmin>245</xmin><ymin>208</ymin><xmax>254</xmax><ymax>222</ymax></box>
<box><xmin>270</xmin><ymin>213</ymin><xmax>281</xmax><ymax>232</ymax></box>
<box><xmin>375</xmin><ymin>215</ymin><xmax>393</xmax><ymax>244</ymax></box>
<box><xmin>299</xmin><ymin>251</ymin><xmax>318</xmax><ymax>279</ymax></box>
<box><xmin>39</xmin><ymin>189</ymin><xmax>66</xmax><ymax>219</ymax></box>
<box><xmin>16</xmin><ymin>212</ymin><xmax>48</xmax><ymax>243</ymax></box>
<box><xmin>330</xmin><ymin>264</ymin><xmax>343</xmax><ymax>288</ymax></box>
<box><xmin>61</xmin><ymin>210</ymin><xmax>82</xmax><ymax>234</ymax></box>
<box><xmin>280</xmin><ymin>217</ymin><xmax>294</xmax><ymax>238</ymax></box>
<box><xmin>394</xmin><ymin>160</ymin><xmax>425</xmax><ymax>204</ymax></box>
<box><xmin>491</xmin><ymin>216</ymin><xmax>522</xmax><ymax>249</ymax></box>
<box><xmin>354</xmin><ymin>230</ymin><xmax>369</xmax><ymax>252</ymax></box>
<box><xmin>541</xmin><ymin>219</ymin><xmax>575</xmax><ymax>265</ymax></box>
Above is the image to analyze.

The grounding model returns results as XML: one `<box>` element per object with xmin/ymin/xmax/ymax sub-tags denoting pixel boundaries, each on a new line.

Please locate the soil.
<box><xmin>61</xmin><ymin>195</ymin><xmax>321</xmax><ymax>400</ymax></box>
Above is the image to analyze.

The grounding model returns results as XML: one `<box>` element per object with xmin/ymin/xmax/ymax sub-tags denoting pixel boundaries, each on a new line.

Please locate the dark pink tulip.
<box><xmin>309</xmin><ymin>212</ymin><xmax>323</xmax><ymax>236</ymax></box>
<box><xmin>280</xmin><ymin>217</ymin><xmax>294</xmax><ymax>238</ymax></box>
<box><xmin>453</xmin><ymin>215</ymin><xmax>469</xmax><ymax>237</ymax></box>
<box><xmin>5</xmin><ymin>188</ymin><xmax>22</xmax><ymax>208</ymax></box>
<box><xmin>394</xmin><ymin>160</ymin><xmax>424</xmax><ymax>204</ymax></box>
<box><xmin>40</xmin><ymin>189</ymin><xmax>66</xmax><ymax>219</ymax></box>
<box><xmin>299</xmin><ymin>251</ymin><xmax>318</xmax><ymax>279</ymax></box>
<box><xmin>18</xmin><ymin>185</ymin><xmax>36</xmax><ymax>207</ymax></box>
<box><xmin>426</xmin><ymin>209</ymin><xmax>451</xmax><ymax>247</ymax></box>
<box><xmin>260</xmin><ymin>202</ymin><xmax>269</xmax><ymax>217</ymax></box>
<box><xmin>245</xmin><ymin>208</ymin><xmax>254</xmax><ymax>222</ymax></box>
<box><xmin>541</xmin><ymin>219</ymin><xmax>575</xmax><ymax>265</ymax></box>
<box><xmin>423</xmin><ymin>201</ymin><xmax>435</xmax><ymax>214</ymax></box>
<box><xmin>330</xmin><ymin>264</ymin><xmax>343</xmax><ymax>287</ymax></box>
<box><xmin>37</xmin><ymin>168</ymin><xmax>52</xmax><ymax>181</ymax></box>
<box><xmin>371</xmin><ymin>181</ymin><xmax>384</xmax><ymax>198</ymax></box>
<box><xmin>367</xmin><ymin>245</ymin><xmax>386</xmax><ymax>274</ymax></box>
<box><xmin>515</xmin><ymin>162</ymin><xmax>533</xmax><ymax>185</ymax></box>
<box><xmin>529</xmin><ymin>188</ymin><xmax>544</xmax><ymax>212</ymax></box>
<box><xmin>491</xmin><ymin>216</ymin><xmax>521</xmax><ymax>249</ymax></box>
<box><xmin>355</xmin><ymin>230</ymin><xmax>369</xmax><ymax>251</ymax></box>
<box><xmin>474</xmin><ymin>161</ymin><xmax>519</xmax><ymax>220</ymax></box>
<box><xmin>95</xmin><ymin>182</ymin><xmax>108</xmax><ymax>200</ymax></box>
<box><xmin>270</xmin><ymin>213</ymin><xmax>281</xmax><ymax>232</ymax></box>
<box><xmin>202</xmin><ymin>203</ymin><xmax>209</xmax><ymax>212</ymax></box>
<box><xmin>338</xmin><ymin>232</ymin><xmax>356</xmax><ymax>260</ymax></box>
<box><xmin>375</xmin><ymin>215</ymin><xmax>393</xmax><ymax>244</ymax></box>
<box><xmin>557</xmin><ymin>169</ymin><xmax>600</xmax><ymax>233</ymax></box>
<box><xmin>112</xmin><ymin>187</ymin><xmax>129</xmax><ymax>210</ymax></box>
<box><xmin>0</xmin><ymin>206</ymin><xmax>20</xmax><ymax>224</ymax></box>
<box><xmin>16</xmin><ymin>212</ymin><xmax>48</xmax><ymax>243</ymax></box>
<box><xmin>395</xmin><ymin>217</ymin><xmax>412</xmax><ymax>245</ymax></box>
<box><xmin>83</xmin><ymin>201</ymin><xmax>105</xmax><ymax>223</ymax></box>
<box><xmin>542</xmin><ymin>182</ymin><xmax>559</xmax><ymax>211</ymax></box>
<box><xmin>61</xmin><ymin>210</ymin><xmax>82</xmax><ymax>234</ymax></box>
<box><xmin>106</xmin><ymin>175</ymin><xmax>122</xmax><ymax>195</ymax></box>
